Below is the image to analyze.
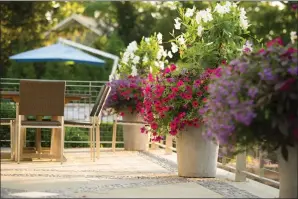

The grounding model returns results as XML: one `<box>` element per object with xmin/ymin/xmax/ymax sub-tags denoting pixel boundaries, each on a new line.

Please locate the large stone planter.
<box><xmin>177</xmin><ymin>126</ymin><xmax>219</xmax><ymax>178</ymax></box>
<box><xmin>122</xmin><ymin>109</ymin><xmax>149</xmax><ymax>151</ymax></box>
<box><xmin>277</xmin><ymin>143</ymin><xmax>298</xmax><ymax>198</ymax></box>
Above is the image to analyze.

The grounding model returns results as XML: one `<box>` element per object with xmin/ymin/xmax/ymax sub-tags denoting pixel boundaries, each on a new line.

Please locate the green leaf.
<box><xmin>278</xmin><ymin>120</ymin><xmax>288</xmax><ymax>136</ymax></box>
<box><xmin>256</xmin><ymin>96</ymin><xmax>267</xmax><ymax>106</ymax></box>
<box><xmin>274</xmin><ymin>81</ymin><xmax>287</xmax><ymax>91</ymax></box>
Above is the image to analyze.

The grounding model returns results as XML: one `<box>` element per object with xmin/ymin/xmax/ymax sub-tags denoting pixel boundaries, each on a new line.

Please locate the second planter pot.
<box><xmin>121</xmin><ymin>109</ymin><xmax>149</xmax><ymax>151</ymax></box>
<box><xmin>277</xmin><ymin>143</ymin><xmax>298</xmax><ymax>198</ymax></box>
<box><xmin>177</xmin><ymin>126</ymin><xmax>219</xmax><ymax>178</ymax></box>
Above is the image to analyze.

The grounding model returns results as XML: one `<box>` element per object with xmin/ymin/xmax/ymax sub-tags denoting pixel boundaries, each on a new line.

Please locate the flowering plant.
<box><xmin>170</xmin><ymin>1</ymin><xmax>255</xmax><ymax>71</ymax></box>
<box><xmin>105</xmin><ymin>75</ymin><xmax>144</xmax><ymax>114</ymax></box>
<box><xmin>141</xmin><ymin>64</ymin><xmax>221</xmax><ymax>141</ymax></box>
<box><xmin>116</xmin><ymin>33</ymin><xmax>171</xmax><ymax>78</ymax></box>
<box><xmin>202</xmin><ymin>34</ymin><xmax>298</xmax><ymax>160</ymax></box>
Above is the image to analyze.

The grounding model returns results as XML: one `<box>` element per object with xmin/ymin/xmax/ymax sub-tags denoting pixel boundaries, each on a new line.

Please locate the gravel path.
<box><xmin>1</xmin><ymin>150</ymin><xmax>259</xmax><ymax>198</ymax></box>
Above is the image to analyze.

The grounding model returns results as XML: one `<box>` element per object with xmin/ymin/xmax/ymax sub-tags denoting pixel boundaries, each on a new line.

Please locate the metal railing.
<box><xmin>0</xmin><ymin>77</ymin><xmax>279</xmax><ymax>188</ymax></box>
<box><xmin>0</xmin><ymin>77</ymin><xmax>120</xmax><ymax>149</ymax></box>
<box><xmin>0</xmin><ymin>77</ymin><xmax>112</xmax><ymax>122</ymax></box>
<box><xmin>150</xmin><ymin>135</ymin><xmax>280</xmax><ymax>189</ymax></box>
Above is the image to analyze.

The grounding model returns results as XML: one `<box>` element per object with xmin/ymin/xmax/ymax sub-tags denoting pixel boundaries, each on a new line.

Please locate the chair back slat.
<box><xmin>19</xmin><ymin>80</ymin><xmax>65</xmax><ymax>116</ymax></box>
<box><xmin>89</xmin><ymin>85</ymin><xmax>105</xmax><ymax>117</ymax></box>
<box><xmin>95</xmin><ymin>84</ymin><xmax>111</xmax><ymax>117</ymax></box>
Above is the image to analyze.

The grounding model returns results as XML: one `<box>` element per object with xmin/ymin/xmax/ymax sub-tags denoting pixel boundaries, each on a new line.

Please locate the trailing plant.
<box><xmin>202</xmin><ymin>34</ymin><xmax>298</xmax><ymax>160</ymax></box>
<box><xmin>105</xmin><ymin>75</ymin><xmax>144</xmax><ymax>114</ymax></box>
<box><xmin>140</xmin><ymin>64</ymin><xmax>221</xmax><ymax>141</ymax></box>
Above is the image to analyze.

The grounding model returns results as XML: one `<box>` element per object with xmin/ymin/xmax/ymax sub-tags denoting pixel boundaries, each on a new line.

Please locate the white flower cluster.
<box><xmin>174</xmin><ymin>18</ymin><xmax>181</xmax><ymax>30</ymax></box>
<box><xmin>290</xmin><ymin>31</ymin><xmax>297</xmax><ymax>44</ymax></box>
<box><xmin>171</xmin><ymin>42</ymin><xmax>178</xmax><ymax>53</ymax></box>
<box><xmin>172</xmin><ymin>2</ymin><xmax>249</xmax><ymax>52</ymax></box>
<box><xmin>214</xmin><ymin>1</ymin><xmax>233</xmax><ymax>15</ymax></box>
<box><xmin>119</xmin><ymin>40</ymin><xmax>140</xmax><ymax>76</ymax></box>
<box><xmin>185</xmin><ymin>6</ymin><xmax>195</xmax><ymax>18</ymax></box>
<box><xmin>121</xmin><ymin>41</ymin><xmax>138</xmax><ymax>65</ymax></box>
<box><xmin>131</xmin><ymin>65</ymin><xmax>138</xmax><ymax>76</ymax></box>
<box><xmin>118</xmin><ymin>32</ymin><xmax>172</xmax><ymax>76</ymax></box>
<box><xmin>155</xmin><ymin>33</ymin><xmax>170</xmax><ymax>70</ymax></box>
<box><xmin>239</xmin><ymin>8</ymin><xmax>249</xmax><ymax>30</ymax></box>
<box><xmin>196</xmin><ymin>8</ymin><xmax>213</xmax><ymax>24</ymax></box>
<box><xmin>157</xmin><ymin>32</ymin><xmax>163</xmax><ymax>44</ymax></box>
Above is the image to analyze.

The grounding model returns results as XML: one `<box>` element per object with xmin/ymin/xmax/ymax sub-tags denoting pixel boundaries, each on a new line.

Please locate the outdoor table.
<box><xmin>0</xmin><ymin>91</ymin><xmax>91</xmax><ymax>161</ymax></box>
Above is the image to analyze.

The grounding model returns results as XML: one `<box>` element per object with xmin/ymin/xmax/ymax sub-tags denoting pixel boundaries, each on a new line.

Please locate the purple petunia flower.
<box><xmin>258</xmin><ymin>68</ymin><xmax>276</xmax><ymax>81</ymax></box>
<box><xmin>248</xmin><ymin>87</ymin><xmax>258</xmax><ymax>98</ymax></box>
<box><xmin>288</xmin><ymin>66</ymin><xmax>298</xmax><ymax>76</ymax></box>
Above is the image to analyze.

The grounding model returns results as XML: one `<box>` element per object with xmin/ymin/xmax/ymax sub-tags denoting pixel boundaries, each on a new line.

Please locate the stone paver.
<box><xmin>1</xmin><ymin>148</ymin><xmax>279</xmax><ymax>198</ymax></box>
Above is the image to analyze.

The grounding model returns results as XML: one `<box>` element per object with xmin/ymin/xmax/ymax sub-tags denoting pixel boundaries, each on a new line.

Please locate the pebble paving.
<box><xmin>1</xmin><ymin>150</ymin><xmax>259</xmax><ymax>198</ymax></box>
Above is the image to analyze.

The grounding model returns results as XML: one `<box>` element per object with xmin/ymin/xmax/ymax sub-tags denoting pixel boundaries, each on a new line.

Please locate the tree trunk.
<box><xmin>122</xmin><ymin>109</ymin><xmax>148</xmax><ymax>151</ymax></box>
<box><xmin>177</xmin><ymin>126</ymin><xmax>219</xmax><ymax>178</ymax></box>
<box><xmin>277</xmin><ymin>143</ymin><xmax>298</xmax><ymax>198</ymax></box>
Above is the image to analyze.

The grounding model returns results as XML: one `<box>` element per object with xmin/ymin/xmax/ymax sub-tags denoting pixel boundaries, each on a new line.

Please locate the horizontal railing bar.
<box><xmin>1</xmin><ymin>83</ymin><xmax>104</xmax><ymax>88</ymax></box>
<box><xmin>66</xmin><ymin>85</ymin><xmax>104</xmax><ymax>88</ymax></box>
<box><xmin>241</xmin><ymin>170</ymin><xmax>280</xmax><ymax>188</ymax></box>
<box><xmin>1</xmin><ymin>78</ymin><xmax>108</xmax><ymax>83</ymax></box>
<box><xmin>263</xmin><ymin>168</ymin><xmax>279</xmax><ymax>173</ymax></box>
<box><xmin>0</xmin><ymin>140</ymin><xmax>123</xmax><ymax>144</ymax></box>
<box><xmin>152</xmin><ymin>141</ymin><xmax>280</xmax><ymax>187</ymax></box>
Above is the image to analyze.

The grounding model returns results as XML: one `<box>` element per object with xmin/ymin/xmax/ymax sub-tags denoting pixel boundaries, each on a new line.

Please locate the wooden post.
<box><xmin>14</xmin><ymin>103</ymin><xmax>19</xmax><ymax>161</ymax></box>
<box><xmin>151</xmin><ymin>142</ymin><xmax>158</xmax><ymax>150</ymax></box>
<box><xmin>112</xmin><ymin>117</ymin><xmax>117</xmax><ymax>152</ymax></box>
<box><xmin>10</xmin><ymin>120</ymin><xmax>15</xmax><ymax>160</ymax></box>
<box><xmin>165</xmin><ymin>135</ymin><xmax>173</xmax><ymax>155</ymax></box>
<box><xmin>89</xmin><ymin>128</ymin><xmax>94</xmax><ymax>161</ymax></box>
<box><xmin>89</xmin><ymin>117</ymin><xmax>94</xmax><ymax>161</ymax></box>
<box><xmin>258</xmin><ymin>148</ymin><xmax>265</xmax><ymax>177</ymax></box>
<box><xmin>36</xmin><ymin>116</ymin><xmax>42</xmax><ymax>158</ymax></box>
<box><xmin>235</xmin><ymin>150</ymin><xmax>247</xmax><ymax>182</ymax></box>
<box><xmin>50</xmin><ymin>116</ymin><xmax>61</xmax><ymax>160</ymax></box>
<box><xmin>150</xmin><ymin>133</ymin><xmax>158</xmax><ymax>150</ymax></box>
<box><xmin>96</xmin><ymin>120</ymin><xmax>100</xmax><ymax>159</ymax></box>
<box><xmin>221</xmin><ymin>147</ymin><xmax>228</xmax><ymax>165</ymax></box>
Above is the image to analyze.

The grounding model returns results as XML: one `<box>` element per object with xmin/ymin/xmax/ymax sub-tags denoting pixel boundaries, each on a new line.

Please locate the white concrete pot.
<box><xmin>277</xmin><ymin>143</ymin><xmax>298</xmax><ymax>198</ymax></box>
<box><xmin>122</xmin><ymin>109</ymin><xmax>149</xmax><ymax>151</ymax></box>
<box><xmin>177</xmin><ymin>126</ymin><xmax>219</xmax><ymax>178</ymax></box>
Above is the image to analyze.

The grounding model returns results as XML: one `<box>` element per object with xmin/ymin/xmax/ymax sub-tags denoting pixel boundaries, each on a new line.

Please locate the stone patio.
<box><xmin>1</xmin><ymin>148</ymin><xmax>279</xmax><ymax>198</ymax></box>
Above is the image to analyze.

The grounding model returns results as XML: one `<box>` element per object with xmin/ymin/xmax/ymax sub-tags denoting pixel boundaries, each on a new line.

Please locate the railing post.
<box><xmin>112</xmin><ymin>116</ymin><xmax>117</xmax><ymax>152</ymax></box>
<box><xmin>165</xmin><ymin>135</ymin><xmax>173</xmax><ymax>155</ymax></box>
<box><xmin>235</xmin><ymin>150</ymin><xmax>247</xmax><ymax>182</ymax></box>
<box><xmin>221</xmin><ymin>146</ymin><xmax>227</xmax><ymax>165</ymax></box>
<box><xmin>151</xmin><ymin>141</ymin><xmax>158</xmax><ymax>150</ymax></box>
<box><xmin>150</xmin><ymin>133</ymin><xmax>158</xmax><ymax>150</ymax></box>
<box><xmin>89</xmin><ymin>82</ymin><xmax>92</xmax><ymax>115</ymax></box>
<box><xmin>258</xmin><ymin>148</ymin><xmax>265</xmax><ymax>177</ymax></box>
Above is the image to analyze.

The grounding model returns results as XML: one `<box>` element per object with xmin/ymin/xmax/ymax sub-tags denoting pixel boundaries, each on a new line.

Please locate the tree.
<box><xmin>0</xmin><ymin>1</ymin><xmax>85</xmax><ymax>78</ymax></box>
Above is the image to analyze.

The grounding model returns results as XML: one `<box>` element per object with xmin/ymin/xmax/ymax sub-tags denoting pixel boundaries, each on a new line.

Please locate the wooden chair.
<box><xmin>17</xmin><ymin>80</ymin><xmax>66</xmax><ymax>164</ymax></box>
<box><xmin>0</xmin><ymin>119</ymin><xmax>15</xmax><ymax>159</ymax></box>
<box><xmin>64</xmin><ymin>84</ymin><xmax>110</xmax><ymax>161</ymax></box>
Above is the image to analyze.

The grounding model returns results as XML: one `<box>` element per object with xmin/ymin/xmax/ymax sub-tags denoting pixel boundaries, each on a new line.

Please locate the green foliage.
<box><xmin>1</xmin><ymin>1</ymin><xmax>297</xmax><ymax>82</ymax></box>
<box><xmin>0</xmin><ymin>101</ymin><xmax>16</xmax><ymax>118</ymax></box>
<box><xmin>171</xmin><ymin>2</ymin><xmax>254</xmax><ymax>73</ymax></box>
<box><xmin>239</xmin><ymin>1</ymin><xmax>298</xmax><ymax>42</ymax></box>
<box><xmin>117</xmin><ymin>34</ymin><xmax>170</xmax><ymax>78</ymax></box>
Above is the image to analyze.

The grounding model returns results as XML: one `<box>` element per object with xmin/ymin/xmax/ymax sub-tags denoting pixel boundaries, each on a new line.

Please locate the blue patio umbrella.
<box><xmin>9</xmin><ymin>43</ymin><xmax>105</xmax><ymax>66</ymax></box>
